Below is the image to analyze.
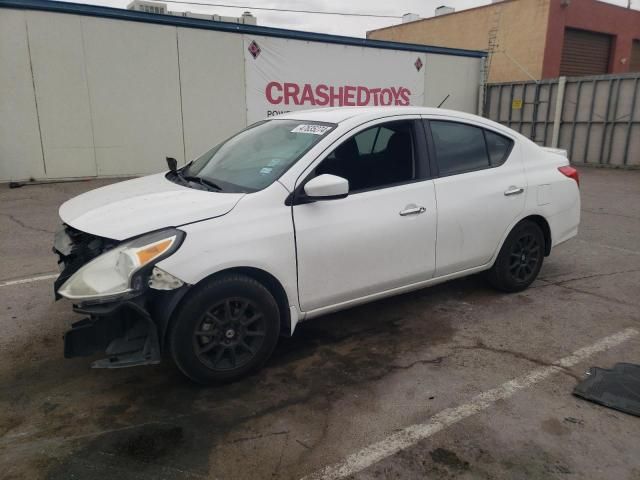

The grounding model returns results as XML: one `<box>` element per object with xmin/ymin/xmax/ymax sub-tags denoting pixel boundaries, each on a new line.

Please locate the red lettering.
<box><xmin>343</xmin><ymin>85</ymin><xmax>356</xmax><ymax>106</ymax></box>
<box><xmin>266</xmin><ymin>81</ymin><xmax>282</xmax><ymax>104</ymax></box>
<box><xmin>369</xmin><ymin>88</ymin><xmax>381</xmax><ymax>106</ymax></box>
<box><xmin>300</xmin><ymin>83</ymin><xmax>316</xmax><ymax>105</ymax></box>
<box><xmin>390</xmin><ymin>87</ymin><xmax>402</xmax><ymax>105</ymax></box>
<box><xmin>265</xmin><ymin>82</ymin><xmax>412</xmax><ymax>107</ymax></box>
<box><xmin>328</xmin><ymin>86</ymin><xmax>343</xmax><ymax>107</ymax></box>
<box><xmin>380</xmin><ymin>88</ymin><xmax>393</xmax><ymax>106</ymax></box>
<box><xmin>283</xmin><ymin>82</ymin><xmax>300</xmax><ymax>105</ymax></box>
<box><xmin>315</xmin><ymin>84</ymin><xmax>329</xmax><ymax>106</ymax></box>
<box><xmin>356</xmin><ymin>86</ymin><xmax>370</xmax><ymax>106</ymax></box>
<box><xmin>400</xmin><ymin>87</ymin><xmax>411</xmax><ymax>105</ymax></box>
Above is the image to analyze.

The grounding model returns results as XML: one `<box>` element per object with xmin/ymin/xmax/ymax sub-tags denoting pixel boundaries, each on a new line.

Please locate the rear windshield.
<box><xmin>183</xmin><ymin>119</ymin><xmax>335</xmax><ymax>192</ymax></box>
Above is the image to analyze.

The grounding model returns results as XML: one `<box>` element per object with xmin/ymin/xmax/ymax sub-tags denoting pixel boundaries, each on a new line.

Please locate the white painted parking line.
<box><xmin>302</xmin><ymin>327</ymin><xmax>639</xmax><ymax>480</ymax></box>
<box><xmin>0</xmin><ymin>273</ymin><xmax>58</xmax><ymax>288</ymax></box>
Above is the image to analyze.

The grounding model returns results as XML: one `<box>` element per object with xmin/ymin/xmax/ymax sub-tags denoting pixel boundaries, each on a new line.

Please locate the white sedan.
<box><xmin>54</xmin><ymin>107</ymin><xmax>580</xmax><ymax>384</ymax></box>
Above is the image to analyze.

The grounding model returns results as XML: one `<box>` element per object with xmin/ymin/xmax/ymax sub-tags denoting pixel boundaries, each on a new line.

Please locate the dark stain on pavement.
<box><xmin>112</xmin><ymin>424</ymin><xmax>184</xmax><ymax>462</ymax></box>
<box><xmin>541</xmin><ymin>417</ymin><xmax>571</xmax><ymax>436</ymax></box>
<box><xmin>429</xmin><ymin>447</ymin><xmax>470</xmax><ymax>471</ymax></box>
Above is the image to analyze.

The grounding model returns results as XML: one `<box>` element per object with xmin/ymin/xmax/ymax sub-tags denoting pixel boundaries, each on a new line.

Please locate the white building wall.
<box><xmin>27</xmin><ymin>11</ymin><xmax>97</xmax><ymax>178</ymax></box>
<box><xmin>424</xmin><ymin>53</ymin><xmax>482</xmax><ymax>111</ymax></box>
<box><xmin>0</xmin><ymin>6</ymin><xmax>482</xmax><ymax>182</ymax></box>
<box><xmin>0</xmin><ymin>9</ymin><xmax>45</xmax><ymax>181</ymax></box>
<box><xmin>82</xmin><ymin>17</ymin><xmax>184</xmax><ymax>176</ymax></box>
<box><xmin>177</xmin><ymin>28</ymin><xmax>247</xmax><ymax>162</ymax></box>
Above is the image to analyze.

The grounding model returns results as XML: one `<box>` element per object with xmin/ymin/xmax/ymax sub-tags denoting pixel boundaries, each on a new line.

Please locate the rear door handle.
<box><xmin>399</xmin><ymin>206</ymin><xmax>426</xmax><ymax>216</ymax></box>
<box><xmin>504</xmin><ymin>186</ymin><xmax>524</xmax><ymax>196</ymax></box>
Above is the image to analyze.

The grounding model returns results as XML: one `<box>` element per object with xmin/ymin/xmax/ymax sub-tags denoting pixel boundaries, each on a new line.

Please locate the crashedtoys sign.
<box><xmin>244</xmin><ymin>36</ymin><xmax>426</xmax><ymax>123</ymax></box>
<box><xmin>264</xmin><ymin>82</ymin><xmax>412</xmax><ymax>108</ymax></box>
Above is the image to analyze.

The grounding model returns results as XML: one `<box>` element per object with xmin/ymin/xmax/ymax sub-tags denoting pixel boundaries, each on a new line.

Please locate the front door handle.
<box><xmin>504</xmin><ymin>186</ymin><xmax>525</xmax><ymax>196</ymax></box>
<box><xmin>399</xmin><ymin>206</ymin><xmax>426</xmax><ymax>216</ymax></box>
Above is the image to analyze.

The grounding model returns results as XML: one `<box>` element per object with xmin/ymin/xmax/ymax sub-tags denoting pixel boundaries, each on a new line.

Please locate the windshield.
<box><xmin>182</xmin><ymin>119</ymin><xmax>335</xmax><ymax>192</ymax></box>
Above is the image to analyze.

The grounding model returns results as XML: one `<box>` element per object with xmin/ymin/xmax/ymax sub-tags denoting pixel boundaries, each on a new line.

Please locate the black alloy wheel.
<box><xmin>193</xmin><ymin>298</ymin><xmax>267</xmax><ymax>371</ymax></box>
<box><xmin>507</xmin><ymin>232</ymin><xmax>541</xmax><ymax>284</ymax></box>
<box><xmin>487</xmin><ymin>220</ymin><xmax>545</xmax><ymax>293</ymax></box>
<box><xmin>170</xmin><ymin>274</ymin><xmax>280</xmax><ymax>384</ymax></box>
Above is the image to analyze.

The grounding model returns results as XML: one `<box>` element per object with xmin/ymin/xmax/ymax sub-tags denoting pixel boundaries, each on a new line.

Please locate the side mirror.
<box><xmin>303</xmin><ymin>174</ymin><xmax>349</xmax><ymax>200</ymax></box>
<box><xmin>166</xmin><ymin>156</ymin><xmax>178</xmax><ymax>172</ymax></box>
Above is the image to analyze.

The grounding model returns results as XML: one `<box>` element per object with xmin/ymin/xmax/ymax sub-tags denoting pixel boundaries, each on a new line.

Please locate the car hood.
<box><xmin>59</xmin><ymin>173</ymin><xmax>244</xmax><ymax>240</ymax></box>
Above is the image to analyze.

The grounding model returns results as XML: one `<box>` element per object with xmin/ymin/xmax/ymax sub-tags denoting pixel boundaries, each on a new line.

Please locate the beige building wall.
<box><xmin>368</xmin><ymin>0</ymin><xmax>551</xmax><ymax>83</ymax></box>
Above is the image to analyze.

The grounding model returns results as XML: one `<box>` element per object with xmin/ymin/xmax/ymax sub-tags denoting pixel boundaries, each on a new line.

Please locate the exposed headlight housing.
<box><xmin>58</xmin><ymin>228</ymin><xmax>185</xmax><ymax>302</ymax></box>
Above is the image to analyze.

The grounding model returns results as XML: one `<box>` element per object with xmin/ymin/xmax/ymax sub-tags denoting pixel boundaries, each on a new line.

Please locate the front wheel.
<box><xmin>170</xmin><ymin>274</ymin><xmax>281</xmax><ymax>385</ymax></box>
<box><xmin>487</xmin><ymin>220</ymin><xmax>545</xmax><ymax>293</ymax></box>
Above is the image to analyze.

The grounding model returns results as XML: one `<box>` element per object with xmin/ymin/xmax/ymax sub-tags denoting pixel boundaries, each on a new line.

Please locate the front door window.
<box><xmin>316</xmin><ymin>121</ymin><xmax>416</xmax><ymax>192</ymax></box>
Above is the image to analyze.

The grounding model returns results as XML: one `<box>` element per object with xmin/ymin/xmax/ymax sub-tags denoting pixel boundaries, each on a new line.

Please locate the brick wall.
<box><xmin>367</xmin><ymin>0</ymin><xmax>551</xmax><ymax>83</ymax></box>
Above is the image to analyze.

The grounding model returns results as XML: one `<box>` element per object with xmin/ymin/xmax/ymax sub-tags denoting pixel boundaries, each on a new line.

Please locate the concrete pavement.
<box><xmin>0</xmin><ymin>167</ymin><xmax>639</xmax><ymax>480</ymax></box>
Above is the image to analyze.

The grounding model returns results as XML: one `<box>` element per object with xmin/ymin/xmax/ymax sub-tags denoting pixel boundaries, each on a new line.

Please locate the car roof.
<box><xmin>276</xmin><ymin>106</ymin><xmax>482</xmax><ymax>124</ymax></box>
<box><xmin>275</xmin><ymin>106</ymin><xmax>531</xmax><ymax>145</ymax></box>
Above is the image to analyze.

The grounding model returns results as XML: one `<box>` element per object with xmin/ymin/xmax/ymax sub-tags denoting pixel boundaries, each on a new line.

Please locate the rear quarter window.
<box><xmin>485</xmin><ymin>130</ymin><xmax>514</xmax><ymax>167</ymax></box>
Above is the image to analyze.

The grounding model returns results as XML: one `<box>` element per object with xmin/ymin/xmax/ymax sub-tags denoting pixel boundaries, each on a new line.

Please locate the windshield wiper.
<box><xmin>166</xmin><ymin>157</ymin><xmax>222</xmax><ymax>191</ymax></box>
<box><xmin>179</xmin><ymin>174</ymin><xmax>223</xmax><ymax>192</ymax></box>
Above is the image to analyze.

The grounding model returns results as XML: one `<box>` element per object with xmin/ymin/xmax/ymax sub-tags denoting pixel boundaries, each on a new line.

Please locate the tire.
<box><xmin>487</xmin><ymin>220</ymin><xmax>545</xmax><ymax>293</ymax></box>
<box><xmin>169</xmin><ymin>274</ymin><xmax>280</xmax><ymax>385</ymax></box>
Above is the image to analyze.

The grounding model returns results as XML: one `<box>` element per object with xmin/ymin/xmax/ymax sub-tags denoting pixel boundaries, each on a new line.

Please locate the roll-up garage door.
<box><xmin>560</xmin><ymin>28</ymin><xmax>612</xmax><ymax>77</ymax></box>
<box><xmin>631</xmin><ymin>40</ymin><xmax>640</xmax><ymax>73</ymax></box>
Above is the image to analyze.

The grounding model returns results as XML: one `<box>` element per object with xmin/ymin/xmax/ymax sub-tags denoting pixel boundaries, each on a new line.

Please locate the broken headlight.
<box><xmin>58</xmin><ymin>228</ymin><xmax>185</xmax><ymax>301</ymax></box>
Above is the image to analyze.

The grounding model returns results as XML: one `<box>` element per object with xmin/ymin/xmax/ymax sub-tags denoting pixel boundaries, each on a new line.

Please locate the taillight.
<box><xmin>558</xmin><ymin>166</ymin><xmax>579</xmax><ymax>187</ymax></box>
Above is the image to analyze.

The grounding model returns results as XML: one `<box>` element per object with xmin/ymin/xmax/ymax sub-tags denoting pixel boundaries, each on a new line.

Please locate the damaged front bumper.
<box><xmin>54</xmin><ymin>223</ymin><xmax>189</xmax><ymax>368</ymax></box>
<box><xmin>64</xmin><ymin>287</ymin><xmax>189</xmax><ymax>368</ymax></box>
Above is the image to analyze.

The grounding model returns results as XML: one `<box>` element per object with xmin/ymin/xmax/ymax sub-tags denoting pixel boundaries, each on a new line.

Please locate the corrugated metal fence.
<box><xmin>484</xmin><ymin>73</ymin><xmax>640</xmax><ymax>168</ymax></box>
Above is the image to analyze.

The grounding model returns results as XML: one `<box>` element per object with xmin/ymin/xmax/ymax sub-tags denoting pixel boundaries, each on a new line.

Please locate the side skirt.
<box><xmin>301</xmin><ymin>263</ymin><xmax>492</xmax><ymax>321</ymax></box>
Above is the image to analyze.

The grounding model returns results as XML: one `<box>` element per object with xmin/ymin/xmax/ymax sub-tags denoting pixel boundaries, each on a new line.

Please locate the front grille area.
<box><xmin>53</xmin><ymin>225</ymin><xmax>118</xmax><ymax>298</ymax></box>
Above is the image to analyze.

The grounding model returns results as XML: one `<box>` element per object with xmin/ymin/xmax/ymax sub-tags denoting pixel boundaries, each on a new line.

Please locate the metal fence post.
<box><xmin>551</xmin><ymin>76</ymin><xmax>567</xmax><ymax>148</ymax></box>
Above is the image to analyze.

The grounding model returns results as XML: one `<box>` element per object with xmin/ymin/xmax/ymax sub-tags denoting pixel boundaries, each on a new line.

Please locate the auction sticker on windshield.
<box><xmin>291</xmin><ymin>124</ymin><xmax>332</xmax><ymax>135</ymax></box>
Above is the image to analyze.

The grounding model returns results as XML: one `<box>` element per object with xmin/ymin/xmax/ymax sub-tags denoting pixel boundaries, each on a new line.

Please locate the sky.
<box><xmin>64</xmin><ymin>0</ymin><xmax>638</xmax><ymax>37</ymax></box>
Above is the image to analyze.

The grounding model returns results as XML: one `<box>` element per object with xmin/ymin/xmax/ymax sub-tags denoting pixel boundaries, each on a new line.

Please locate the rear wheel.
<box><xmin>487</xmin><ymin>220</ymin><xmax>545</xmax><ymax>293</ymax></box>
<box><xmin>170</xmin><ymin>274</ymin><xmax>280</xmax><ymax>384</ymax></box>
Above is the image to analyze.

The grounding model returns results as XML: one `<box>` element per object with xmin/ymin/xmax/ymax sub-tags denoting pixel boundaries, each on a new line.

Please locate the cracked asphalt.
<box><xmin>1</xmin><ymin>168</ymin><xmax>639</xmax><ymax>480</ymax></box>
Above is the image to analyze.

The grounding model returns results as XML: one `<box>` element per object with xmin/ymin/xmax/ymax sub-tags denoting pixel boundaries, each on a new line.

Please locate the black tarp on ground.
<box><xmin>573</xmin><ymin>363</ymin><xmax>640</xmax><ymax>417</ymax></box>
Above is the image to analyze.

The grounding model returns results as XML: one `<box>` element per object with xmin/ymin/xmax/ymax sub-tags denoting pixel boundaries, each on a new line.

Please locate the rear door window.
<box><xmin>429</xmin><ymin>121</ymin><xmax>514</xmax><ymax>176</ymax></box>
<box><xmin>430</xmin><ymin>121</ymin><xmax>490</xmax><ymax>176</ymax></box>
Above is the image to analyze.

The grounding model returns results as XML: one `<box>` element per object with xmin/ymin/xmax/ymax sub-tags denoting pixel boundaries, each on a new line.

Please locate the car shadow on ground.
<box><xmin>2</xmin><ymin>274</ymin><xmax>493</xmax><ymax>480</ymax></box>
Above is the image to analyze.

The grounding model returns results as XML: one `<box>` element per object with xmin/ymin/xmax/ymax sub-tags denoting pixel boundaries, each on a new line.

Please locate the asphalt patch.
<box><xmin>112</xmin><ymin>424</ymin><xmax>184</xmax><ymax>462</ymax></box>
<box><xmin>429</xmin><ymin>447</ymin><xmax>470</xmax><ymax>470</ymax></box>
